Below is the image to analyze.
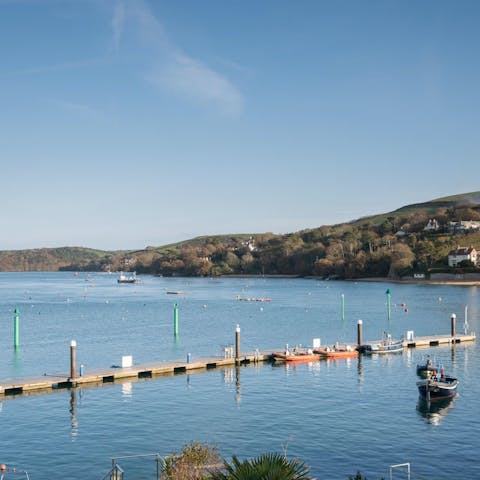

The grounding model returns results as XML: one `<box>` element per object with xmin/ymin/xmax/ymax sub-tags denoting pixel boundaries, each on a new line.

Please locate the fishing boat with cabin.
<box><xmin>417</xmin><ymin>366</ymin><xmax>458</xmax><ymax>401</ymax></box>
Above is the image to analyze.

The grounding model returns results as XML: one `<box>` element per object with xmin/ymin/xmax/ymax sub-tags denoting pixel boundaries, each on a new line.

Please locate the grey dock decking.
<box><xmin>0</xmin><ymin>353</ymin><xmax>271</xmax><ymax>396</ymax></box>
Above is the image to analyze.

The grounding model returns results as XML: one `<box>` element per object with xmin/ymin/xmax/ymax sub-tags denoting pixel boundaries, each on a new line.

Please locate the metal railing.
<box><xmin>101</xmin><ymin>453</ymin><xmax>162</xmax><ymax>480</ymax></box>
<box><xmin>389</xmin><ymin>462</ymin><xmax>411</xmax><ymax>480</ymax></box>
<box><xmin>100</xmin><ymin>464</ymin><xmax>124</xmax><ymax>480</ymax></box>
<box><xmin>101</xmin><ymin>452</ymin><xmax>225</xmax><ymax>479</ymax></box>
<box><xmin>0</xmin><ymin>469</ymin><xmax>30</xmax><ymax>480</ymax></box>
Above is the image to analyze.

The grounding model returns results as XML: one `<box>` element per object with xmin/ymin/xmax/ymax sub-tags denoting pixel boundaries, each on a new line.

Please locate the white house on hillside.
<box><xmin>424</xmin><ymin>219</ymin><xmax>440</xmax><ymax>231</ymax></box>
<box><xmin>448</xmin><ymin>246</ymin><xmax>478</xmax><ymax>267</ymax></box>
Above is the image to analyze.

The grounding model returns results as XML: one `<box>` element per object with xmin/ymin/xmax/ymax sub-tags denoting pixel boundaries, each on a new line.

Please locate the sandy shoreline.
<box><xmin>222</xmin><ymin>274</ymin><xmax>480</xmax><ymax>285</ymax></box>
<box><xmin>350</xmin><ymin>277</ymin><xmax>480</xmax><ymax>286</ymax></box>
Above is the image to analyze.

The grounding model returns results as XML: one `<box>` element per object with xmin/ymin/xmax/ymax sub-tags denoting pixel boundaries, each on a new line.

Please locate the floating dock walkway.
<box><xmin>0</xmin><ymin>332</ymin><xmax>475</xmax><ymax>398</ymax></box>
<box><xmin>402</xmin><ymin>333</ymin><xmax>476</xmax><ymax>348</ymax></box>
<box><xmin>0</xmin><ymin>352</ymin><xmax>271</xmax><ymax>397</ymax></box>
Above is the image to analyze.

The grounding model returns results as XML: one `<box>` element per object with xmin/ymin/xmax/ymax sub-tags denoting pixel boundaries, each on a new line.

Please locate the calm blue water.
<box><xmin>0</xmin><ymin>272</ymin><xmax>479</xmax><ymax>479</ymax></box>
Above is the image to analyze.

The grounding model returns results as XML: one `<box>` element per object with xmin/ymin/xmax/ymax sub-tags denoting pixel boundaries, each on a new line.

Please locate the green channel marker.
<box><xmin>386</xmin><ymin>289</ymin><xmax>391</xmax><ymax>323</ymax></box>
<box><xmin>173</xmin><ymin>303</ymin><xmax>179</xmax><ymax>336</ymax></box>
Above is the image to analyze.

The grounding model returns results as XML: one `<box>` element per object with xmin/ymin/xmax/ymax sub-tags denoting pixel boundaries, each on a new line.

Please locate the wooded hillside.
<box><xmin>2</xmin><ymin>192</ymin><xmax>480</xmax><ymax>278</ymax></box>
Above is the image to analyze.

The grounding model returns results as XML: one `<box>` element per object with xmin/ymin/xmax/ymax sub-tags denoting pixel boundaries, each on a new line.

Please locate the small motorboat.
<box><xmin>272</xmin><ymin>347</ymin><xmax>319</xmax><ymax>363</ymax></box>
<box><xmin>358</xmin><ymin>333</ymin><xmax>403</xmax><ymax>354</ymax></box>
<box><xmin>117</xmin><ymin>271</ymin><xmax>141</xmax><ymax>284</ymax></box>
<box><xmin>417</xmin><ymin>367</ymin><xmax>459</xmax><ymax>401</ymax></box>
<box><xmin>314</xmin><ymin>344</ymin><xmax>358</xmax><ymax>359</ymax></box>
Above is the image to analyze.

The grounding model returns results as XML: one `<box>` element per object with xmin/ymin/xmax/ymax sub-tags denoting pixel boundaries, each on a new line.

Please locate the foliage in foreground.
<box><xmin>155</xmin><ymin>442</ymin><xmax>382</xmax><ymax>480</ymax></box>
<box><xmin>209</xmin><ymin>452</ymin><xmax>312</xmax><ymax>480</ymax></box>
<box><xmin>160</xmin><ymin>442</ymin><xmax>222</xmax><ymax>480</ymax></box>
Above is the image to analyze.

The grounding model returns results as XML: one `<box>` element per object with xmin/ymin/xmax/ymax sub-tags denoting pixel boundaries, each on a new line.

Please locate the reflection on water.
<box><xmin>222</xmin><ymin>367</ymin><xmax>241</xmax><ymax>404</ymax></box>
<box><xmin>357</xmin><ymin>354</ymin><xmax>363</xmax><ymax>382</ymax></box>
<box><xmin>417</xmin><ymin>397</ymin><xmax>456</xmax><ymax>426</ymax></box>
<box><xmin>122</xmin><ymin>382</ymin><xmax>133</xmax><ymax>398</ymax></box>
<box><xmin>235</xmin><ymin>366</ymin><xmax>241</xmax><ymax>405</ymax></box>
<box><xmin>70</xmin><ymin>388</ymin><xmax>79</xmax><ymax>440</ymax></box>
<box><xmin>451</xmin><ymin>344</ymin><xmax>457</xmax><ymax>366</ymax></box>
<box><xmin>223</xmin><ymin>367</ymin><xmax>234</xmax><ymax>383</ymax></box>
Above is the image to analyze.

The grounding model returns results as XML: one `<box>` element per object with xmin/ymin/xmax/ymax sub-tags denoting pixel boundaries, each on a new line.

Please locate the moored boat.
<box><xmin>314</xmin><ymin>344</ymin><xmax>358</xmax><ymax>359</ymax></box>
<box><xmin>117</xmin><ymin>271</ymin><xmax>141</xmax><ymax>284</ymax></box>
<box><xmin>417</xmin><ymin>374</ymin><xmax>458</xmax><ymax>401</ymax></box>
<box><xmin>358</xmin><ymin>333</ymin><xmax>403</xmax><ymax>354</ymax></box>
<box><xmin>272</xmin><ymin>348</ymin><xmax>320</xmax><ymax>363</ymax></box>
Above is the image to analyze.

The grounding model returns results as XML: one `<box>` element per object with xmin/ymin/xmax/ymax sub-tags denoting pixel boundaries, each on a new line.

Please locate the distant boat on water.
<box><xmin>235</xmin><ymin>295</ymin><xmax>271</xmax><ymax>302</ymax></box>
<box><xmin>117</xmin><ymin>272</ymin><xmax>141</xmax><ymax>284</ymax></box>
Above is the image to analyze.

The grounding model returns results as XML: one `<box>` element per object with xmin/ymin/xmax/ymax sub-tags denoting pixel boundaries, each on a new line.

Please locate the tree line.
<box><xmin>61</xmin><ymin>204</ymin><xmax>480</xmax><ymax>279</ymax></box>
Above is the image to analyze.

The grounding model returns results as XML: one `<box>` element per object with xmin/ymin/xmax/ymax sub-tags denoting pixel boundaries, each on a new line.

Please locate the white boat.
<box><xmin>117</xmin><ymin>271</ymin><xmax>141</xmax><ymax>284</ymax></box>
<box><xmin>358</xmin><ymin>333</ymin><xmax>403</xmax><ymax>354</ymax></box>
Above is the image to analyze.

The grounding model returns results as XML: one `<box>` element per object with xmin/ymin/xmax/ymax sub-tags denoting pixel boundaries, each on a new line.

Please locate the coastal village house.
<box><xmin>448</xmin><ymin>220</ymin><xmax>480</xmax><ymax>234</ymax></box>
<box><xmin>424</xmin><ymin>218</ymin><xmax>440</xmax><ymax>231</ymax></box>
<box><xmin>448</xmin><ymin>246</ymin><xmax>478</xmax><ymax>267</ymax></box>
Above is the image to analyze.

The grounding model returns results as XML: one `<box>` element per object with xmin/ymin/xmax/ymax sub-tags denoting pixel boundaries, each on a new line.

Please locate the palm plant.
<box><xmin>209</xmin><ymin>452</ymin><xmax>312</xmax><ymax>480</ymax></box>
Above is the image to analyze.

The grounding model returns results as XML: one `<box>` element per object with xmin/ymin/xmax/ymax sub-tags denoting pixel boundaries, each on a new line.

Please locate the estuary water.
<box><xmin>0</xmin><ymin>272</ymin><xmax>479</xmax><ymax>479</ymax></box>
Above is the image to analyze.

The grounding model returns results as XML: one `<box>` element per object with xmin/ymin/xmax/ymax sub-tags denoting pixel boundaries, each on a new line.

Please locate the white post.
<box><xmin>70</xmin><ymin>340</ymin><xmax>77</xmax><ymax>381</ymax></box>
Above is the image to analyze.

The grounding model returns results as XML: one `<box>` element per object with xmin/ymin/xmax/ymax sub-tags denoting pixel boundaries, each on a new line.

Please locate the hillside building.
<box><xmin>424</xmin><ymin>218</ymin><xmax>440</xmax><ymax>231</ymax></box>
<box><xmin>448</xmin><ymin>220</ymin><xmax>480</xmax><ymax>234</ymax></box>
<box><xmin>448</xmin><ymin>246</ymin><xmax>478</xmax><ymax>267</ymax></box>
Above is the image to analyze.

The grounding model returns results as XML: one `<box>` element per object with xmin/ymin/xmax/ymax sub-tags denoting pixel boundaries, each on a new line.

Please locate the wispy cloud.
<box><xmin>147</xmin><ymin>53</ymin><xmax>244</xmax><ymax>116</ymax></box>
<box><xmin>113</xmin><ymin>0</ymin><xmax>244</xmax><ymax>116</ymax></box>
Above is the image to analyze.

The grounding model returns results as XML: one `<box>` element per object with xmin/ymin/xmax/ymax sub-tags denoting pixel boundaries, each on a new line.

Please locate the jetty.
<box><xmin>0</xmin><ymin>332</ymin><xmax>475</xmax><ymax>398</ymax></box>
<box><xmin>402</xmin><ymin>333</ymin><xmax>476</xmax><ymax>348</ymax></box>
<box><xmin>0</xmin><ymin>352</ymin><xmax>270</xmax><ymax>397</ymax></box>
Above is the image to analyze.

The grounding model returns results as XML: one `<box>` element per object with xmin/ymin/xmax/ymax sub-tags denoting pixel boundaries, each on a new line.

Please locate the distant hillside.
<box><xmin>0</xmin><ymin>247</ymin><xmax>114</xmax><ymax>271</ymax></box>
<box><xmin>1</xmin><ymin>192</ymin><xmax>480</xmax><ymax>277</ymax></box>
<box><xmin>433</xmin><ymin>191</ymin><xmax>480</xmax><ymax>204</ymax></box>
<box><xmin>350</xmin><ymin>191</ymin><xmax>480</xmax><ymax>227</ymax></box>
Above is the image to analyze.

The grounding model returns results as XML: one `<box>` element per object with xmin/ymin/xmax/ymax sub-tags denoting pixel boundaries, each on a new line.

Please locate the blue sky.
<box><xmin>1</xmin><ymin>0</ymin><xmax>479</xmax><ymax>250</ymax></box>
